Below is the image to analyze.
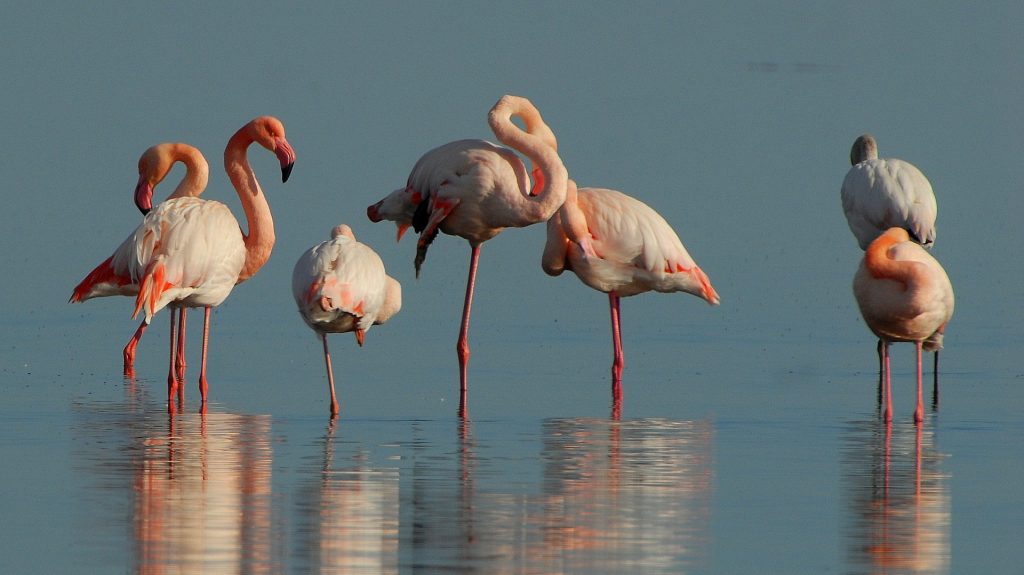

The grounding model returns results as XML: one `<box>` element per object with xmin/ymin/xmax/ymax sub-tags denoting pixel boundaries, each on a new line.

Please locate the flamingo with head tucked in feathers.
<box><xmin>366</xmin><ymin>95</ymin><xmax>568</xmax><ymax>416</ymax></box>
<box><xmin>293</xmin><ymin>225</ymin><xmax>402</xmax><ymax>416</ymax></box>
<box><xmin>853</xmin><ymin>227</ymin><xmax>953</xmax><ymax>423</ymax></box>
<box><xmin>74</xmin><ymin>117</ymin><xmax>295</xmax><ymax>412</ymax></box>
<box><xmin>541</xmin><ymin>178</ymin><xmax>720</xmax><ymax>405</ymax></box>
<box><xmin>71</xmin><ymin>143</ymin><xmax>209</xmax><ymax>376</ymax></box>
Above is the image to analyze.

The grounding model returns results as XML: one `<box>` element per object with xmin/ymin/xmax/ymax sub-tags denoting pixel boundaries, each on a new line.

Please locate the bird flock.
<box><xmin>71</xmin><ymin>97</ymin><xmax>953</xmax><ymax>422</ymax></box>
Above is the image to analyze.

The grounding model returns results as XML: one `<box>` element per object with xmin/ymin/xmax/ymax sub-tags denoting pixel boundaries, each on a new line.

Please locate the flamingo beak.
<box><xmin>274</xmin><ymin>137</ymin><xmax>296</xmax><ymax>183</ymax></box>
<box><xmin>367</xmin><ymin>201</ymin><xmax>383</xmax><ymax>222</ymax></box>
<box><xmin>134</xmin><ymin>175</ymin><xmax>153</xmax><ymax>216</ymax></box>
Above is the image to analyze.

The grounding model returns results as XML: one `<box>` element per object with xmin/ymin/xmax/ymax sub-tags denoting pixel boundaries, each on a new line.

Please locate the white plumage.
<box><xmin>841</xmin><ymin>134</ymin><xmax>937</xmax><ymax>250</ymax></box>
<box><xmin>293</xmin><ymin>225</ymin><xmax>401</xmax><ymax>416</ymax></box>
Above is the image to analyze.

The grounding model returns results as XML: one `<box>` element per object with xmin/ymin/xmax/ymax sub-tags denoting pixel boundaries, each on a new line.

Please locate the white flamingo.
<box><xmin>366</xmin><ymin>94</ymin><xmax>568</xmax><ymax>415</ymax></box>
<box><xmin>293</xmin><ymin>225</ymin><xmax>402</xmax><ymax>416</ymax></box>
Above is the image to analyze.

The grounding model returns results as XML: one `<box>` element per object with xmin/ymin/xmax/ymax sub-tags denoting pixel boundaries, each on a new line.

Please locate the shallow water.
<box><xmin>3</xmin><ymin>2</ymin><xmax>1024</xmax><ymax>573</ymax></box>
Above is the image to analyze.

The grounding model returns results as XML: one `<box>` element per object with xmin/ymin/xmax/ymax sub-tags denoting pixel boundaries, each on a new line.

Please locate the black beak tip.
<box><xmin>281</xmin><ymin>162</ymin><xmax>294</xmax><ymax>183</ymax></box>
<box><xmin>140</xmin><ymin>207</ymin><xmax>152</xmax><ymax>216</ymax></box>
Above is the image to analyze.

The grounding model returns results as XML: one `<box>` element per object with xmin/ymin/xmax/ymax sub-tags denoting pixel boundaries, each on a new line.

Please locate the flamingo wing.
<box><xmin>130</xmin><ymin>197</ymin><xmax>245</xmax><ymax>322</ymax></box>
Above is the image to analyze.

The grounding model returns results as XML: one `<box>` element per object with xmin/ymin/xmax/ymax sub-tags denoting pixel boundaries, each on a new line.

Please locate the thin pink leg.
<box><xmin>322</xmin><ymin>333</ymin><xmax>339</xmax><ymax>416</ymax></box>
<box><xmin>167</xmin><ymin>313</ymin><xmax>179</xmax><ymax>414</ymax></box>
<box><xmin>123</xmin><ymin>321</ymin><xmax>148</xmax><ymax>376</ymax></box>
<box><xmin>176</xmin><ymin>309</ymin><xmax>188</xmax><ymax>378</ymax></box>
<box><xmin>932</xmin><ymin>350</ymin><xmax>940</xmax><ymax>410</ymax></box>
<box><xmin>198</xmin><ymin>307</ymin><xmax>211</xmax><ymax>413</ymax></box>
<box><xmin>609</xmin><ymin>293</ymin><xmax>624</xmax><ymax>402</ymax></box>
<box><xmin>913</xmin><ymin>341</ymin><xmax>924</xmax><ymax>423</ymax></box>
<box><xmin>882</xmin><ymin>341</ymin><xmax>892</xmax><ymax>423</ymax></box>
<box><xmin>456</xmin><ymin>244</ymin><xmax>481</xmax><ymax>418</ymax></box>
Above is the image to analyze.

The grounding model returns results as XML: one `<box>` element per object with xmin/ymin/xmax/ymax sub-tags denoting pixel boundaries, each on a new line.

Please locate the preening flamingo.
<box><xmin>541</xmin><ymin>179</ymin><xmax>720</xmax><ymax>402</ymax></box>
<box><xmin>76</xmin><ymin>117</ymin><xmax>295</xmax><ymax>412</ymax></box>
<box><xmin>366</xmin><ymin>95</ymin><xmax>568</xmax><ymax>415</ymax></box>
<box><xmin>841</xmin><ymin>134</ymin><xmax>942</xmax><ymax>389</ymax></box>
<box><xmin>292</xmin><ymin>225</ymin><xmax>402</xmax><ymax>416</ymax></box>
<box><xmin>71</xmin><ymin>143</ymin><xmax>209</xmax><ymax>376</ymax></box>
<box><xmin>853</xmin><ymin>228</ymin><xmax>953</xmax><ymax>423</ymax></box>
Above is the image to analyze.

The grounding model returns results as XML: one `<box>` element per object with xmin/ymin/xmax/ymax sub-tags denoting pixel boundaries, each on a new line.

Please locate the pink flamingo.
<box><xmin>292</xmin><ymin>225</ymin><xmax>402</xmax><ymax>416</ymax></box>
<box><xmin>853</xmin><ymin>228</ymin><xmax>954</xmax><ymax>423</ymax></box>
<box><xmin>71</xmin><ymin>143</ymin><xmax>209</xmax><ymax>376</ymax></box>
<box><xmin>842</xmin><ymin>134</ymin><xmax>942</xmax><ymax>395</ymax></box>
<box><xmin>541</xmin><ymin>178</ymin><xmax>720</xmax><ymax>403</ymax></box>
<box><xmin>366</xmin><ymin>95</ymin><xmax>568</xmax><ymax>415</ymax></box>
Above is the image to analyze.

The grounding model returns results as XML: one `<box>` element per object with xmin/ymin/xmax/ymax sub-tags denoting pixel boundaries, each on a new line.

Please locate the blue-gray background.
<box><xmin>2</xmin><ymin>2</ymin><xmax>1021</xmax><ymax>573</ymax></box>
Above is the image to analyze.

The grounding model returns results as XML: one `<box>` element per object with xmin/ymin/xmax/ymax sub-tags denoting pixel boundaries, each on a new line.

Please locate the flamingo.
<box><xmin>541</xmin><ymin>178</ymin><xmax>720</xmax><ymax>403</ymax></box>
<box><xmin>841</xmin><ymin>134</ymin><xmax>942</xmax><ymax>394</ymax></box>
<box><xmin>292</xmin><ymin>225</ymin><xmax>402</xmax><ymax>416</ymax></box>
<box><xmin>366</xmin><ymin>95</ymin><xmax>568</xmax><ymax>415</ymax></box>
<box><xmin>76</xmin><ymin>117</ymin><xmax>295</xmax><ymax>411</ymax></box>
<box><xmin>853</xmin><ymin>228</ymin><xmax>954</xmax><ymax>423</ymax></box>
<box><xmin>71</xmin><ymin>143</ymin><xmax>209</xmax><ymax>376</ymax></box>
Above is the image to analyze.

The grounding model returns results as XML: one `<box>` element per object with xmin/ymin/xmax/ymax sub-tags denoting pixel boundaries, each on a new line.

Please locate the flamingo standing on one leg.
<box><xmin>366</xmin><ymin>95</ymin><xmax>568</xmax><ymax>416</ymax></box>
<box><xmin>841</xmin><ymin>134</ymin><xmax>943</xmax><ymax>394</ymax></box>
<box><xmin>292</xmin><ymin>225</ymin><xmax>402</xmax><ymax>416</ymax></box>
<box><xmin>71</xmin><ymin>143</ymin><xmax>210</xmax><ymax>377</ymax></box>
<box><xmin>541</xmin><ymin>178</ymin><xmax>720</xmax><ymax>405</ymax></box>
<box><xmin>853</xmin><ymin>228</ymin><xmax>954</xmax><ymax>423</ymax></box>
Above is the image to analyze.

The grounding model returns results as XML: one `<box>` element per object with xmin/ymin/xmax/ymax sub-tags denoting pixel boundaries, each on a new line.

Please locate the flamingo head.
<box><xmin>133</xmin><ymin>173</ymin><xmax>154</xmax><ymax>215</ymax></box>
<box><xmin>367</xmin><ymin>186</ymin><xmax>420</xmax><ymax>241</ymax></box>
<box><xmin>246</xmin><ymin>116</ymin><xmax>296</xmax><ymax>183</ymax></box>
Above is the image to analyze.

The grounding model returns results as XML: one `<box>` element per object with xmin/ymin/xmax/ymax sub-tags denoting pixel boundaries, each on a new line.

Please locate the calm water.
<box><xmin>3</xmin><ymin>2</ymin><xmax>1024</xmax><ymax>573</ymax></box>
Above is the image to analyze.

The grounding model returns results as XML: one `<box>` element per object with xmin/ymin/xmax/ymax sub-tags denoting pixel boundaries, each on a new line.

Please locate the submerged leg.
<box><xmin>914</xmin><ymin>341</ymin><xmax>924</xmax><ymax>423</ymax></box>
<box><xmin>609</xmin><ymin>293</ymin><xmax>624</xmax><ymax>402</ymax></box>
<box><xmin>456</xmin><ymin>244</ymin><xmax>481</xmax><ymax>418</ymax></box>
<box><xmin>882</xmin><ymin>341</ymin><xmax>892</xmax><ymax>423</ymax></box>
<box><xmin>123</xmin><ymin>321</ymin><xmax>148</xmax><ymax>377</ymax></box>
<box><xmin>322</xmin><ymin>333</ymin><xmax>339</xmax><ymax>416</ymax></box>
<box><xmin>176</xmin><ymin>309</ymin><xmax>188</xmax><ymax>379</ymax></box>
<box><xmin>198</xmin><ymin>307</ymin><xmax>211</xmax><ymax>413</ymax></box>
<box><xmin>167</xmin><ymin>314</ymin><xmax>179</xmax><ymax>414</ymax></box>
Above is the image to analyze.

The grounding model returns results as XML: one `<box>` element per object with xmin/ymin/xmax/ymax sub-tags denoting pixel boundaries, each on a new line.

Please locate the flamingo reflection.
<box><xmin>842</xmin><ymin>420</ymin><xmax>950</xmax><ymax>574</ymax></box>
<box><xmin>134</xmin><ymin>413</ymin><xmax>275</xmax><ymax>574</ymax></box>
<box><xmin>294</xmin><ymin>419</ymin><xmax>400</xmax><ymax>574</ymax></box>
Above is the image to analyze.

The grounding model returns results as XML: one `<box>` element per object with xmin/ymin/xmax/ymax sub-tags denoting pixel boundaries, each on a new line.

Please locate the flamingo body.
<box><xmin>841</xmin><ymin>134</ymin><xmax>936</xmax><ymax>250</ymax></box>
<box><xmin>293</xmin><ymin>225</ymin><xmax>401</xmax><ymax>415</ymax></box>
<box><xmin>544</xmin><ymin>186</ymin><xmax>719</xmax><ymax>300</ymax></box>
<box><xmin>853</xmin><ymin>228</ymin><xmax>954</xmax><ymax>422</ymax></box>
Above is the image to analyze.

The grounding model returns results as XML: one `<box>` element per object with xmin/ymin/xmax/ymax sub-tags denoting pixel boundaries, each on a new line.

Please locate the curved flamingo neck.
<box><xmin>488</xmin><ymin>95</ymin><xmax>568</xmax><ymax>224</ymax></box>
<box><xmin>864</xmin><ymin>228</ymin><xmax>916</xmax><ymax>285</ymax></box>
<box><xmin>559</xmin><ymin>178</ymin><xmax>590</xmax><ymax>243</ymax></box>
<box><xmin>167</xmin><ymin>144</ymin><xmax>209</xmax><ymax>200</ymax></box>
<box><xmin>225</xmin><ymin>127</ymin><xmax>275</xmax><ymax>283</ymax></box>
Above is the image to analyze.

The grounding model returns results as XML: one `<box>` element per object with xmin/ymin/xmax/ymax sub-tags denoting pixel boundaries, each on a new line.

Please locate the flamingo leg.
<box><xmin>456</xmin><ymin>244</ymin><xmax>481</xmax><ymax>418</ymax></box>
<box><xmin>123</xmin><ymin>321</ymin><xmax>148</xmax><ymax>377</ymax></box>
<box><xmin>875</xmin><ymin>339</ymin><xmax>883</xmax><ymax>407</ymax></box>
<box><xmin>176</xmin><ymin>308</ymin><xmax>188</xmax><ymax>378</ymax></box>
<box><xmin>609</xmin><ymin>293</ymin><xmax>624</xmax><ymax>402</ymax></box>
<box><xmin>932</xmin><ymin>350</ymin><xmax>940</xmax><ymax>410</ymax></box>
<box><xmin>198</xmin><ymin>307</ymin><xmax>211</xmax><ymax>413</ymax></box>
<box><xmin>167</xmin><ymin>313</ymin><xmax>179</xmax><ymax>414</ymax></box>
<box><xmin>322</xmin><ymin>333</ymin><xmax>339</xmax><ymax>417</ymax></box>
<box><xmin>913</xmin><ymin>341</ymin><xmax>924</xmax><ymax>423</ymax></box>
<box><xmin>881</xmin><ymin>341</ymin><xmax>892</xmax><ymax>423</ymax></box>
